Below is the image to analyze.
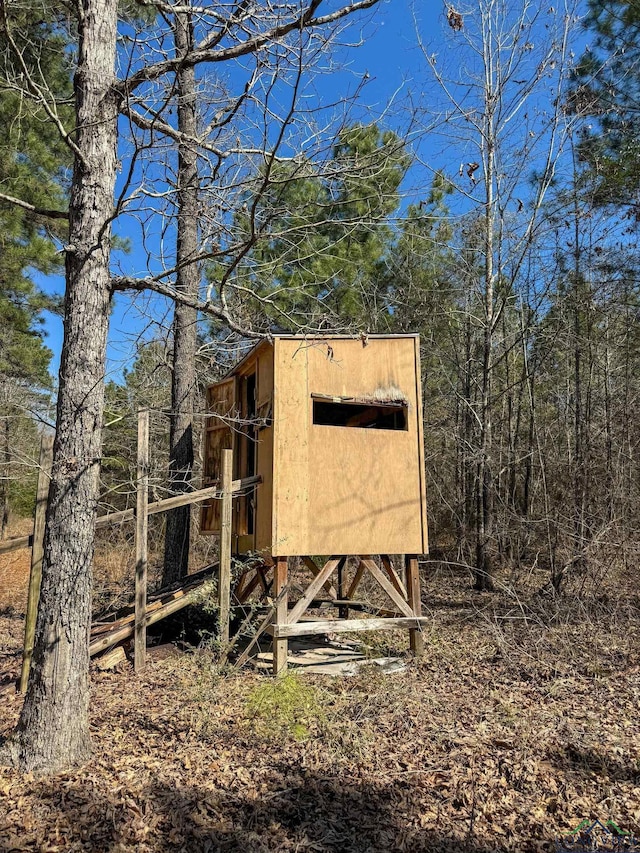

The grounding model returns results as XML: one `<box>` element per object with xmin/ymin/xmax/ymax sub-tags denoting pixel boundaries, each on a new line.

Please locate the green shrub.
<box><xmin>246</xmin><ymin>673</ymin><xmax>325</xmax><ymax>742</ymax></box>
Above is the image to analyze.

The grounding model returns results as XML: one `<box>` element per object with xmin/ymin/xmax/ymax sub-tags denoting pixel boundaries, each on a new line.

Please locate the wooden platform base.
<box><xmin>233</xmin><ymin>554</ymin><xmax>425</xmax><ymax>674</ymax></box>
<box><xmin>268</xmin><ymin>617</ymin><xmax>428</xmax><ymax>639</ymax></box>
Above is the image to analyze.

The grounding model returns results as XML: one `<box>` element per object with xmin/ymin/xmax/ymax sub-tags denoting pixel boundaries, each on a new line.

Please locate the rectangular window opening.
<box><xmin>312</xmin><ymin>398</ymin><xmax>407</xmax><ymax>431</ymax></box>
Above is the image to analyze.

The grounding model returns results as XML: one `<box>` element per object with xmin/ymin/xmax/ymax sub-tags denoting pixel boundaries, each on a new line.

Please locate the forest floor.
<box><xmin>0</xmin><ymin>549</ymin><xmax>639</xmax><ymax>852</ymax></box>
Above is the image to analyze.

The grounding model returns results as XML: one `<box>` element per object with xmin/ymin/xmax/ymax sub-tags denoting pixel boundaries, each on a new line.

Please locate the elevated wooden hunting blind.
<box><xmin>201</xmin><ymin>334</ymin><xmax>429</xmax><ymax>671</ymax></box>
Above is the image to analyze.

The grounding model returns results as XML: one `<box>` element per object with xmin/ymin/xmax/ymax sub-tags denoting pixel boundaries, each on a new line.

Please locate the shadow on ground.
<box><xmin>14</xmin><ymin>770</ymin><xmax>523</xmax><ymax>853</ymax></box>
<box><xmin>548</xmin><ymin>742</ymin><xmax>640</xmax><ymax>785</ymax></box>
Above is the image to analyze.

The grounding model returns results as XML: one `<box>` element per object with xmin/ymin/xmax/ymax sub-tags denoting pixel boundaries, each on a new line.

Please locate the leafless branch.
<box><xmin>0</xmin><ymin>191</ymin><xmax>68</xmax><ymax>220</ymax></box>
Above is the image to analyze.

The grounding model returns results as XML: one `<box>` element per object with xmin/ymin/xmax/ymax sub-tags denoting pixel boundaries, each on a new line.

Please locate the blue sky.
<box><xmin>36</xmin><ymin>0</ymin><xmax>581</xmax><ymax>384</ymax></box>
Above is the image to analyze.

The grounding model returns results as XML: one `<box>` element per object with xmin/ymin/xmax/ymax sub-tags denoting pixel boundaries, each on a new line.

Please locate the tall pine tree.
<box><xmin>571</xmin><ymin>0</ymin><xmax>640</xmax><ymax>210</ymax></box>
<box><xmin>0</xmin><ymin>4</ymin><xmax>72</xmax><ymax>534</ymax></box>
<box><xmin>222</xmin><ymin>124</ymin><xmax>410</xmax><ymax>332</ymax></box>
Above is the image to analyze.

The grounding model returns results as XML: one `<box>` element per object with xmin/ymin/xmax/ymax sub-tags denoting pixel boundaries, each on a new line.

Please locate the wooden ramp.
<box><xmin>89</xmin><ymin>563</ymin><xmax>218</xmax><ymax>658</ymax></box>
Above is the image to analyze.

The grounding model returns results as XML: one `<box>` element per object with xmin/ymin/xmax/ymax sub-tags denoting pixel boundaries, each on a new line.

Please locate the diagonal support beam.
<box><xmin>233</xmin><ymin>570</ymin><xmax>249</xmax><ymax>603</ymax></box>
<box><xmin>346</xmin><ymin>558</ymin><xmax>367</xmax><ymax>600</ymax></box>
<box><xmin>360</xmin><ymin>558</ymin><xmax>415</xmax><ymax>619</ymax></box>
<box><xmin>257</xmin><ymin>566</ymin><xmax>272</xmax><ymax>595</ymax></box>
<box><xmin>236</xmin><ymin>565</ymin><xmax>270</xmax><ymax>603</ymax></box>
<box><xmin>381</xmin><ymin>555</ymin><xmax>408</xmax><ymax>599</ymax></box>
<box><xmin>303</xmin><ymin>556</ymin><xmax>338</xmax><ymax>599</ymax></box>
<box><xmin>287</xmin><ymin>557</ymin><xmax>344</xmax><ymax>625</ymax></box>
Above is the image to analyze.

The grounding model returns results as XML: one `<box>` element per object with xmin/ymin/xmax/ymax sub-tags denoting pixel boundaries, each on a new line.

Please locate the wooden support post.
<box><xmin>134</xmin><ymin>408</ymin><xmax>149</xmax><ymax>672</ymax></box>
<box><xmin>272</xmin><ymin>556</ymin><xmax>288</xmax><ymax>676</ymax></box>
<box><xmin>218</xmin><ymin>448</ymin><xmax>233</xmax><ymax>648</ymax></box>
<box><xmin>19</xmin><ymin>433</ymin><xmax>53</xmax><ymax>693</ymax></box>
<box><xmin>337</xmin><ymin>559</ymin><xmax>349</xmax><ymax>620</ymax></box>
<box><xmin>405</xmin><ymin>555</ymin><xmax>424</xmax><ymax>655</ymax></box>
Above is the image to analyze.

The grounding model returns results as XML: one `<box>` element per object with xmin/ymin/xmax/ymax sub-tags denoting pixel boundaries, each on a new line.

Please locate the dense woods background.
<box><xmin>3</xmin><ymin>0</ymin><xmax>639</xmax><ymax>598</ymax></box>
<box><xmin>1</xmin><ymin>0</ymin><xmax>640</xmax><ymax>781</ymax></box>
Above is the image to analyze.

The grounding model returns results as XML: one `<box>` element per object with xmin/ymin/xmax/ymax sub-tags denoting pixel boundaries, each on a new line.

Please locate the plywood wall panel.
<box><xmin>201</xmin><ymin>377</ymin><xmax>236</xmax><ymax>535</ymax></box>
<box><xmin>272</xmin><ymin>338</ymin><xmax>310</xmax><ymax>555</ymax></box>
<box><xmin>254</xmin><ymin>349</ymin><xmax>275</xmax><ymax>555</ymax></box>
<box><xmin>272</xmin><ymin>337</ymin><xmax>427</xmax><ymax>556</ymax></box>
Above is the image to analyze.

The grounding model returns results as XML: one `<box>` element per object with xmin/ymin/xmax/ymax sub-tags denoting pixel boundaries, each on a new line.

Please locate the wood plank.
<box><xmin>96</xmin><ymin>476</ymin><xmax>261</xmax><ymax>530</ymax></box>
<box><xmin>309</xmin><ymin>599</ymin><xmax>400</xmax><ymax>617</ymax></box>
<box><xmin>405</xmin><ymin>555</ymin><xmax>424</xmax><ymax>655</ymax></box>
<box><xmin>218</xmin><ymin>448</ymin><xmax>233</xmax><ymax>647</ymax></box>
<box><xmin>92</xmin><ymin>592</ymin><xmax>181</xmax><ymax>635</ymax></box>
<box><xmin>233</xmin><ymin>569</ymin><xmax>249</xmax><ymax>603</ymax></box>
<box><xmin>232</xmin><ymin>560</ymin><xmax>269</xmax><ymax>603</ymax></box>
<box><xmin>95</xmin><ymin>646</ymin><xmax>126</xmax><ymax>671</ymax></box>
<box><xmin>273</xmin><ymin>557</ymin><xmax>288</xmax><ymax>675</ymax></box>
<box><xmin>381</xmin><ymin>554</ymin><xmax>408</xmax><ymax>599</ymax></box>
<box><xmin>270</xmin><ymin>617</ymin><xmax>429</xmax><ymax>639</ymax></box>
<box><xmin>145</xmin><ymin>586</ymin><xmax>213</xmax><ymax>627</ymax></box>
<box><xmin>91</xmin><ymin>562</ymin><xmax>218</xmax><ymax>635</ymax></box>
<box><xmin>302</xmin><ymin>556</ymin><xmax>337</xmax><ymax>599</ymax></box>
<box><xmin>146</xmin><ymin>561</ymin><xmax>218</xmax><ymax>601</ymax></box>
<box><xmin>89</xmin><ymin>577</ymin><xmax>216</xmax><ymax>656</ymax></box>
<box><xmin>90</xmin><ymin>622</ymin><xmax>135</xmax><ymax>657</ymax></box>
<box><xmin>311</xmin><ymin>392</ymin><xmax>408</xmax><ymax>408</ymax></box>
<box><xmin>257</xmin><ymin>566</ymin><xmax>272</xmax><ymax>595</ymax></box>
<box><xmin>236</xmin><ymin>568</ymin><xmax>262</xmax><ymax>603</ymax></box>
<box><xmin>360</xmin><ymin>558</ymin><xmax>415</xmax><ymax>619</ymax></box>
<box><xmin>0</xmin><ymin>534</ymin><xmax>32</xmax><ymax>555</ymax></box>
<box><xmin>19</xmin><ymin>434</ymin><xmax>53</xmax><ymax>693</ymax></box>
<box><xmin>134</xmin><ymin>408</ymin><xmax>149</xmax><ymax>672</ymax></box>
<box><xmin>255</xmin><ymin>348</ymin><xmax>274</xmax><ymax>554</ymax></box>
<box><xmin>287</xmin><ymin>557</ymin><xmax>343</xmax><ymax>625</ymax></box>
<box><xmin>346</xmin><ymin>558</ymin><xmax>366</xmax><ymax>599</ymax></box>
<box><xmin>147</xmin><ymin>561</ymin><xmax>218</xmax><ymax>598</ymax></box>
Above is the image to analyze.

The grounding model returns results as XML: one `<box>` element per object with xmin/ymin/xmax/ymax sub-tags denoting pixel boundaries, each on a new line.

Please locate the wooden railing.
<box><xmin>4</xmin><ymin>410</ymin><xmax>254</xmax><ymax>691</ymax></box>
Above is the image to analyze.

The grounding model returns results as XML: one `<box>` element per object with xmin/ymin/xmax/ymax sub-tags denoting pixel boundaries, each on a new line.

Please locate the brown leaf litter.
<box><xmin>0</xmin><ymin>584</ymin><xmax>639</xmax><ymax>852</ymax></box>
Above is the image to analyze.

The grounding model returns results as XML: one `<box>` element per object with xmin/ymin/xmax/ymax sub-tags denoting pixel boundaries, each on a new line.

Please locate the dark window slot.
<box><xmin>312</xmin><ymin>399</ymin><xmax>407</xmax><ymax>431</ymax></box>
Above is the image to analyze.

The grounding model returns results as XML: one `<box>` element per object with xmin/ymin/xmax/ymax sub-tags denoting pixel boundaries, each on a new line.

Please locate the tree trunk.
<box><xmin>4</xmin><ymin>0</ymin><xmax>119</xmax><ymax>773</ymax></box>
<box><xmin>163</xmin><ymin>8</ymin><xmax>199</xmax><ymax>586</ymax></box>
<box><xmin>571</xmin><ymin>166</ymin><xmax>588</xmax><ymax>583</ymax></box>
<box><xmin>0</xmin><ymin>413</ymin><xmax>10</xmax><ymax>538</ymax></box>
<box><xmin>475</xmin><ymin>129</ymin><xmax>495</xmax><ymax>593</ymax></box>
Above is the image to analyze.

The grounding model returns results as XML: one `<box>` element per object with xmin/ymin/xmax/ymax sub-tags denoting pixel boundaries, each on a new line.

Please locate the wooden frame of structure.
<box><xmin>201</xmin><ymin>335</ymin><xmax>429</xmax><ymax>673</ymax></box>
<box><xmin>6</xmin><ymin>427</ymin><xmax>255</xmax><ymax>694</ymax></box>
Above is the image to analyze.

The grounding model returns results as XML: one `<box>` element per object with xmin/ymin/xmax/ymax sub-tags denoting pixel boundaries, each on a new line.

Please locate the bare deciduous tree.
<box><xmin>415</xmin><ymin>0</ymin><xmax>579</xmax><ymax>589</ymax></box>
